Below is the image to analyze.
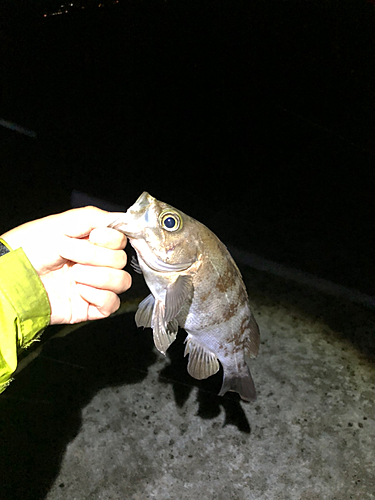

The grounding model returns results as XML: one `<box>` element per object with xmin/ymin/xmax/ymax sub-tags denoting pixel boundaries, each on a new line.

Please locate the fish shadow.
<box><xmin>158</xmin><ymin>330</ymin><xmax>251</xmax><ymax>434</ymax></box>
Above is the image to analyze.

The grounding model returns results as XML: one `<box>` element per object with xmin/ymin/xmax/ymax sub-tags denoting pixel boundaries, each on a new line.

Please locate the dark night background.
<box><xmin>0</xmin><ymin>0</ymin><xmax>374</xmax><ymax>296</ymax></box>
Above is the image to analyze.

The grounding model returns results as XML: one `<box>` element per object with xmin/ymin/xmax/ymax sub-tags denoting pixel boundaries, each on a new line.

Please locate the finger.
<box><xmin>72</xmin><ymin>265</ymin><xmax>132</xmax><ymax>294</ymax></box>
<box><xmin>62</xmin><ymin>206</ymin><xmax>111</xmax><ymax>238</ymax></box>
<box><xmin>89</xmin><ymin>227</ymin><xmax>127</xmax><ymax>250</ymax></box>
<box><xmin>60</xmin><ymin>237</ymin><xmax>127</xmax><ymax>269</ymax></box>
<box><xmin>1</xmin><ymin>207</ymin><xmax>112</xmax><ymax>251</ymax></box>
<box><xmin>76</xmin><ymin>284</ymin><xmax>120</xmax><ymax>319</ymax></box>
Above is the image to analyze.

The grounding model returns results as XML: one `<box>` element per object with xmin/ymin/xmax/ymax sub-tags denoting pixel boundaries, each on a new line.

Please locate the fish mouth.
<box><xmin>108</xmin><ymin>192</ymin><xmax>155</xmax><ymax>238</ymax></box>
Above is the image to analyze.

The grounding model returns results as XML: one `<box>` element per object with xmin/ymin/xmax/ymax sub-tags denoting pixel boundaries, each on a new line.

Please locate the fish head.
<box><xmin>109</xmin><ymin>192</ymin><xmax>199</xmax><ymax>272</ymax></box>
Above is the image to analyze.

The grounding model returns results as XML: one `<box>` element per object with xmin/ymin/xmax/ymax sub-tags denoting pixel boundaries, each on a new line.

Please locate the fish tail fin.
<box><xmin>218</xmin><ymin>363</ymin><xmax>257</xmax><ymax>402</ymax></box>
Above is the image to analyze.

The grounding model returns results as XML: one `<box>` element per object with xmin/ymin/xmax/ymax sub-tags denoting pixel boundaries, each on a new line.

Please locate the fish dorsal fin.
<box><xmin>165</xmin><ymin>275</ymin><xmax>193</xmax><ymax>324</ymax></box>
<box><xmin>135</xmin><ymin>294</ymin><xmax>155</xmax><ymax>328</ymax></box>
<box><xmin>152</xmin><ymin>300</ymin><xmax>178</xmax><ymax>355</ymax></box>
<box><xmin>130</xmin><ymin>255</ymin><xmax>143</xmax><ymax>274</ymax></box>
<box><xmin>243</xmin><ymin>314</ymin><xmax>261</xmax><ymax>359</ymax></box>
<box><xmin>184</xmin><ymin>336</ymin><xmax>220</xmax><ymax>380</ymax></box>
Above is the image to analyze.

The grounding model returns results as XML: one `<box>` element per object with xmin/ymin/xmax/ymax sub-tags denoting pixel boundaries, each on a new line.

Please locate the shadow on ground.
<box><xmin>0</xmin><ymin>312</ymin><xmax>157</xmax><ymax>500</ymax></box>
<box><xmin>159</xmin><ymin>331</ymin><xmax>251</xmax><ymax>434</ymax></box>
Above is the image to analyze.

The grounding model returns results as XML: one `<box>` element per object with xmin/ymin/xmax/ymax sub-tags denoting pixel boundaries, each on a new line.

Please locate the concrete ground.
<box><xmin>0</xmin><ymin>257</ymin><xmax>374</xmax><ymax>500</ymax></box>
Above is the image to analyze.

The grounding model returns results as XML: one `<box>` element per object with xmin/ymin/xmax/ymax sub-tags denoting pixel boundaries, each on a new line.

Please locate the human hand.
<box><xmin>1</xmin><ymin>206</ymin><xmax>131</xmax><ymax>324</ymax></box>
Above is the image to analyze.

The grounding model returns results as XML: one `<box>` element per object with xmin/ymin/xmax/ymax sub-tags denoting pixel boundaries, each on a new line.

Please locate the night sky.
<box><xmin>1</xmin><ymin>0</ymin><xmax>374</xmax><ymax>295</ymax></box>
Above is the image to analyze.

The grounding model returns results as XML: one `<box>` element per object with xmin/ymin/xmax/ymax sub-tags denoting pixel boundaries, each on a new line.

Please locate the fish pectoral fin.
<box><xmin>130</xmin><ymin>255</ymin><xmax>143</xmax><ymax>274</ymax></box>
<box><xmin>135</xmin><ymin>294</ymin><xmax>155</xmax><ymax>328</ymax></box>
<box><xmin>164</xmin><ymin>275</ymin><xmax>193</xmax><ymax>323</ymax></box>
<box><xmin>184</xmin><ymin>336</ymin><xmax>220</xmax><ymax>380</ymax></box>
<box><xmin>152</xmin><ymin>300</ymin><xmax>177</xmax><ymax>355</ymax></box>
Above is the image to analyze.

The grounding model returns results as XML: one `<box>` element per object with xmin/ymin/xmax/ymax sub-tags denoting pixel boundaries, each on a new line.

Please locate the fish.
<box><xmin>108</xmin><ymin>192</ymin><xmax>260</xmax><ymax>401</ymax></box>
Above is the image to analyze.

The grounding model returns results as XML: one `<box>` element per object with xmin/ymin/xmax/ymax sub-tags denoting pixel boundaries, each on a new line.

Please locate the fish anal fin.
<box><xmin>184</xmin><ymin>336</ymin><xmax>220</xmax><ymax>380</ymax></box>
<box><xmin>152</xmin><ymin>300</ymin><xmax>177</xmax><ymax>355</ymax></box>
<box><xmin>135</xmin><ymin>294</ymin><xmax>154</xmax><ymax>328</ymax></box>
<box><xmin>165</xmin><ymin>275</ymin><xmax>193</xmax><ymax>324</ymax></box>
<box><xmin>218</xmin><ymin>366</ymin><xmax>257</xmax><ymax>402</ymax></box>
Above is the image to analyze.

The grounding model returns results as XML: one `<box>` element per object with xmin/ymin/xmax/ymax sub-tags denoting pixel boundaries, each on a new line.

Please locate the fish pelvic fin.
<box><xmin>184</xmin><ymin>336</ymin><xmax>220</xmax><ymax>380</ymax></box>
<box><xmin>218</xmin><ymin>363</ymin><xmax>257</xmax><ymax>402</ymax></box>
<box><xmin>152</xmin><ymin>300</ymin><xmax>178</xmax><ymax>355</ymax></box>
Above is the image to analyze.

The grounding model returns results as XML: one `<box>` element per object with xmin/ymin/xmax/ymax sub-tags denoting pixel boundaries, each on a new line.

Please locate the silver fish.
<box><xmin>109</xmin><ymin>192</ymin><xmax>260</xmax><ymax>401</ymax></box>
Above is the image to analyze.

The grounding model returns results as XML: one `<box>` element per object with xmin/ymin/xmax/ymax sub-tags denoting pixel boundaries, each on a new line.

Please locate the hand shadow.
<box><xmin>158</xmin><ymin>330</ymin><xmax>251</xmax><ymax>434</ymax></box>
<box><xmin>0</xmin><ymin>312</ymin><xmax>157</xmax><ymax>500</ymax></box>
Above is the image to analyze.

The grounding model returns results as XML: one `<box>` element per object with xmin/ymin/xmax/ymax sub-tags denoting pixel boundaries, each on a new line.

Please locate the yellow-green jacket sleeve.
<box><xmin>0</xmin><ymin>239</ymin><xmax>50</xmax><ymax>393</ymax></box>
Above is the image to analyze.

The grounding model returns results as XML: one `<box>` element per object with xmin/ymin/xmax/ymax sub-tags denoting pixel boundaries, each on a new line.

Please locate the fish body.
<box><xmin>109</xmin><ymin>192</ymin><xmax>260</xmax><ymax>401</ymax></box>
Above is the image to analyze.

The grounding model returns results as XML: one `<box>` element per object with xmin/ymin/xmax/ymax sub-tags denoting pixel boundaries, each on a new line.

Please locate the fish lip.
<box><xmin>107</xmin><ymin>217</ymin><xmax>141</xmax><ymax>239</ymax></box>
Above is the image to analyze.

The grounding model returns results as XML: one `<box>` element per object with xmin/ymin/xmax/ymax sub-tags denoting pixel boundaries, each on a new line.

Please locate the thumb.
<box><xmin>61</xmin><ymin>206</ymin><xmax>111</xmax><ymax>238</ymax></box>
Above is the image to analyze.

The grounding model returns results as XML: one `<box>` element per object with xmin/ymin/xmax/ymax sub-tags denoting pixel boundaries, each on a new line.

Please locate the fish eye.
<box><xmin>159</xmin><ymin>211</ymin><xmax>182</xmax><ymax>232</ymax></box>
<box><xmin>164</xmin><ymin>217</ymin><xmax>176</xmax><ymax>229</ymax></box>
